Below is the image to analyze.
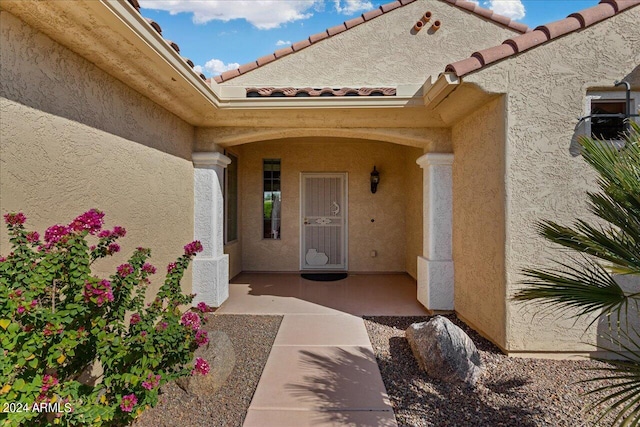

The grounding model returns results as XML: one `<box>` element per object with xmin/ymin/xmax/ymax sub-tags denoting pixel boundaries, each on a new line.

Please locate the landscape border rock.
<box><xmin>406</xmin><ymin>315</ymin><xmax>483</xmax><ymax>386</ymax></box>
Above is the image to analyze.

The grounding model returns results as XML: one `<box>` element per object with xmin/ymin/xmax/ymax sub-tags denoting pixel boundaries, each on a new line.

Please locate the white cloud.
<box><xmin>333</xmin><ymin>0</ymin><xmax>373</xmax><ymax>15</ymax></box>
<box><xmin>276</xmin><ymin>40</ymin><xmax>291</xmax><ymax>46</ymax></box>
<box><xmin>195</xmin><ymin>59</ymin><xmax>241</xmax><ymax>76</ymax></box>
<box><xmin>139</xmin><ymin>0</ymin><xmax>322</xmax><ymax>30</ymax></box>
<box><xmin>487</xmin><ymin>0</ymin><xmax>525</xmax><ymax>20</ymax></box>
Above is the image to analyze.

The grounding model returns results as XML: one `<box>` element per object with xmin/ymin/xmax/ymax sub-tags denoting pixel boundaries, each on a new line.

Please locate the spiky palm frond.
<box><xmin>512</xmin><ymin>120</ymin><xmax>640</xmax><ymax>426</ymax></box>
<box><xmin>581</xmin><ymin>328</ymin><xmax>640</xmax><ymax>426</ymax></box>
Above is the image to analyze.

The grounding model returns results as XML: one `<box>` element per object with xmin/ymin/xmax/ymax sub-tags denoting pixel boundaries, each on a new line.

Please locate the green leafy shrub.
<box><xmin>0</xmin><ymin>210</ymin><xmax>211</xmax><ymax>426</ymax></box>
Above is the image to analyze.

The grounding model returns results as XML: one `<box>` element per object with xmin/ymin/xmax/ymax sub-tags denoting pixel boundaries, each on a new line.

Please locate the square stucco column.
<box><xmin>192</xmin><ymin>152</ymin><xmax>231</xmax><ymax>307</ymax></box>
<box><xmin>416</xmin><ymin>153</ymin><xmax>454</xmax><ymax>311</ymax></box>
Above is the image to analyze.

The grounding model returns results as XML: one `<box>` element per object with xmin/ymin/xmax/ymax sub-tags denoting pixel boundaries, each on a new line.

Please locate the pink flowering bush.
<box><xmin>0</xmin><ymin>210</ymin><xmax>210</xmax><ymax>426</ymax></box>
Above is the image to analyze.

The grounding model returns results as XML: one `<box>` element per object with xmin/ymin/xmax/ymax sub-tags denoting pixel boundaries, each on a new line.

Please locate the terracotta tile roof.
<box><xmin>445</xmin><ymin>0</ymin><xmax>640</xmax><ymax>77</ymax></box>
<box><xmin>246</xmin><ymin>87</ymin><xmax>397</xmax><ymax>97</ymax></box>
<box><xmin>215</xmin><ymin>0</ymin><xmax>529</xmax><ymax>83</ymax></box>
<box><xmin>125</xmin><ymin>0</ymin><xmax>206</xmax><ymax>81</ymax></box>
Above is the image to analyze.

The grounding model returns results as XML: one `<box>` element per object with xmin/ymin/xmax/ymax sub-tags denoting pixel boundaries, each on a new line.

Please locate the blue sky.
<box><xmin>138</xmin><ymin>0</ymin><xmax>599</xmax><ymax>77</ymax></box>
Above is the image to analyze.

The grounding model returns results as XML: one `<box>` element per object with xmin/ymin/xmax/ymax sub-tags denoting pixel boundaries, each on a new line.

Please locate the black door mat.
<box><xmin>301</xmin><ymin>273</ymin><xmax>348</xmax><ymax>281</ymax></box>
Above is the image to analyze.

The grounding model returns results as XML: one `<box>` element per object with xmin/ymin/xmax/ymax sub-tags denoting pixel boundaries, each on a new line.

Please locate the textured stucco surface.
<box><xmin>0</xmin><ymin>11</ymin><xmax>195</xmax><ymax>295</ymax></box>
<box><xmin>452</xmin><ymin>96</ymin><xmax>506</xmax><ymax>349</ymax></box>
<box><xmin>221</xmin><ymin>0</ymin><xmax>519</xmax><ymax>87</ymax></box>
<box><xmin>235</xmin><ymin>138</ymin><xmax>423</xmax><ymax>274</ymax></box>
<box><xmin>461</xmin><ymin>7</ymin><xmax>640</xmax><ymax>352</ymax></box>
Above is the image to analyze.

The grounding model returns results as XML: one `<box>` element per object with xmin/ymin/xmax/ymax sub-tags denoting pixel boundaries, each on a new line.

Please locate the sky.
<box><xmin>137</xmin><ymin>0</ymin><xmax>599</xmax><ymax>78</ymax></box>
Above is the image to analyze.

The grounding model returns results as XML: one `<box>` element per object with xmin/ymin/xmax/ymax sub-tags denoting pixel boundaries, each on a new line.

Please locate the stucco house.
<box><xmin>1</xmin><ymin>0</ymin><xmax>638</xmax><ymax>357</ymax></box>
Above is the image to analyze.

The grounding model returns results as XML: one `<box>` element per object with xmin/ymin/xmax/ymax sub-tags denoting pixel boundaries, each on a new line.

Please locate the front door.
<box><xmin>300</xmin><ymin>173</ymin><xmax>348</xmax><ymax>270</ymax></box>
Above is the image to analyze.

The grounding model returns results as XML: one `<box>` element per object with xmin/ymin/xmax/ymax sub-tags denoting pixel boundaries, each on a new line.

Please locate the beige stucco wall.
<box><xmin>460</xmin><ymin>7</ymin><xmax>640</xmax><ymax>352</ymax></box>
<box><xmin>221</xmin><ymin>0</ymin><xmax>519</xmax><ymax>87</ymax></box>
<box><xmin>452</xmin><ymin>96</ymin><xmax>506</xmax><ymax>349</ymax></box>
<box><xmin>235</xmin><ymin>138</ymin><xmax>422</xmax><ymax>274</ymax></box>
<box><xmin>0</xmin><ymin>11</ymin><xmax>195</xmax><ymax>295</ymax></box>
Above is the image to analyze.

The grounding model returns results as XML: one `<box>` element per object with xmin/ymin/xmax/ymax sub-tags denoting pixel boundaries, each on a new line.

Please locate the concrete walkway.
<box><xmin>217</xmin><ymin>273</ymin><xmax>428</xmax><ymax>427</ymax></box>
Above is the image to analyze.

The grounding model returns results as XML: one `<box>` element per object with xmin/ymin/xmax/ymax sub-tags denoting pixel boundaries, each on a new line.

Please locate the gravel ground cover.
<box><xmin>364</xmin><ymin>315</ymin><xmax>618</xmax><ymax>427</ymax></box>
<box><xmin>134</xmin><ymin>314</ymin><xmax>282</xmax><ymax>427</ymax></box>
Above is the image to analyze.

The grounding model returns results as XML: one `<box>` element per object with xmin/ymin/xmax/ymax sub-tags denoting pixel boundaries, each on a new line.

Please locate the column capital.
<box><xmin>192</xmin><ymin>152</ymin><xmax>231</xmax><ymax>169</ymax></box>
<box><xmin>416</xmin><ymin>152</ymin><xmax>453</xmax><ymax>168</ymax></box>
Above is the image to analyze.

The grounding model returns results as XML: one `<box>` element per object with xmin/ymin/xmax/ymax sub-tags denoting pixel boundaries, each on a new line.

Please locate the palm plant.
<box><xmin>513</xmin><ymin>121</ymin><xmax>640</xmax><ymax>425</ymax></box>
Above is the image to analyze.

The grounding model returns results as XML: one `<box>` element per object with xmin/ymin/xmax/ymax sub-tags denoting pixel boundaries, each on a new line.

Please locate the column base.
<box><xmin>192</xmin><ymin>254</ymin><xmax>229</xmax><ymax>307</ymax></box>
<box><xmin>417</xmin><ymin>256</ymin><xmax>454</xmax><ymax>311</ymax></box>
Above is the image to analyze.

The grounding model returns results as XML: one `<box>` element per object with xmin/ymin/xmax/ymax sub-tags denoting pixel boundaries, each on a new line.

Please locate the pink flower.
<box><xmin>130</xmin><ymin>313</ymin><xmax>141</xmax><ymax>325</ymax></box>
<box><xmin>44</xmin><ymin>224</ymin><xmax>71</xmax><ymax>245</ymax></box>
<box><xmin>113</xmin><ymin>226</ymin><xmax>126</xmax><ymax>237</ymax></box>
<box><xmin>30</xmin><ymin>299</ymin><xmax>38</xmax><ymax>308</ymax></box>
<box><xmin>0</xmin><ymin>256</ymin><xmax>6</xmax><ymax>263</ymax></box>
<box><xmin>167</xmin><ymin>262</ymin><xmax>177</xmax><ymax>273</ymax></box>
<box><xmin>89</xmin><ymin>245</ymin><xmax>97</xmax><ymax>251</ymax></box>
<box><xmin>107</xmin><ymin>243</ymin><xmax>120</xmax><ymax>255</ymax></box>
<box><xmin>196</xmin><ymin>302</ymin><xmax>210</xmax><ymax>313</ymax></box>
<box><xmin>180</xmin><ymin>312</ymin><xmax>201</xmax><ymax>331</ymax></box>
<box><xmin>4</xmin><ymin>212</ymin><xmax>26</xmax><ymax>226</ymax></box>
<box><xmin>17</xmin><ymin>306</ymin><xmax>25</xmax><ymax>315</ymax></box>
<box><xmin>98</xmin><ymin>230</ymin><xmax>111</xmax><ymax>238</ymax></box>
<box><xmin>140</xmin><ymin>331</ymin><xmax>147</xmax><ymax>338</ymax></box>
<box><xmin>83</xmin><ymin>279</ymin><xmax>114</xmax><ymax>307</ymax></box>
<box><xmin>183</xmin><ymin>241</ymin><xmax>203</xmax><ymax>256</ymax></box>
<box><xmin>15</xmin><ymin>289</ymin><xmax>23</xmax><ymax>297</ymax></box>
<box><xmin>142</xmin><ymin>374</ymin><xmax>161</xmax><ymax>390</ymax></box>
<box><xmin>193</xmin><ymin>357</ymin><xmax>210</xmax><ymax>375</ymax></box>
<box><xmin>195</xmin><ymin>329</ymin><xmax>209</xmax><ymax>346</ymax></box>
<box><xmin>41</xmin><ymin>374</ymin><xmax>59</xmax><ymax>393</ymax></box>
<box><xmin>119</xmin><ymin>394</ymin><xmax>137</xmax><ymax>412</ymax></box>
<box><xmin>69</xmin><ymin>209</ymin><xmax>104</xmax><ymax>234</ymax></box>
<box><xmin>142</xmin><ymin>263</ymin><xmax>156</xmax><ymax>274</ymax></box>
<box><xmin>26</xmin><ymin>231</ymin><xmax>39</xmax><ymax>243</ymax></box>
<box><xmin>117</xmin><ymin>263</ymin><xmax>134</xmax><ymax>278</ymax></box>
<box><xmin>156</xmin><ymin>321</ymin><xmax>168</xmax><ymax>331</ymax></box>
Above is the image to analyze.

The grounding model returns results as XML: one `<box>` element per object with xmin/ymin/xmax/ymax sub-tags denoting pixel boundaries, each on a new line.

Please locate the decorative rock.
<box><xmin>406</xmin><ymin>316</ymin><xmax>483</xmax><ymax>386</ymax></box>
<box><xmin>176</xmin><ymin>330</ymin><xmax>236</xmax><ymax>395</ymax></box>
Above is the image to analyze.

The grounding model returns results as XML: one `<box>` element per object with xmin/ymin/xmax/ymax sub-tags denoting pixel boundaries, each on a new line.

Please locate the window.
<box><xmin>224</xmin><ymin>152</ymin><xmax>238</xmax><ymax>243</ymax></box>
<box><xmin>263</xmin><ymin>159</ymin><xmax>281</xmax><ymax>239</ymax></box>
<box><xmin>586</xmin><ymin>91</ymin><xmax>639</xmax><ymax>141</ymax></box>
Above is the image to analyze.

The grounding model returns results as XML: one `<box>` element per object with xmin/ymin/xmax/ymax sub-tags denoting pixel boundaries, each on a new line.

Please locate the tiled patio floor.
<box><xmin>218</xmin><ymin>272</ymin><xmax>429</xmax><ymax>316</ymax></box>
<box><xmin>218</xmin><ymin>273</ymin><xmax>427</xmax><ymax>427</ymax></box>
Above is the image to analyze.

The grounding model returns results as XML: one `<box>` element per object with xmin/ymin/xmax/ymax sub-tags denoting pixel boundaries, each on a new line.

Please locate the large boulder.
<box><xmin>176</xmin><ymin>330</ymin><xmax>236</xmax><ymax>395</ymax></box>
<box><xmin>405</xmin><ymin>316</ymin><xmax>483</xmax><ymax>386</ymax></box>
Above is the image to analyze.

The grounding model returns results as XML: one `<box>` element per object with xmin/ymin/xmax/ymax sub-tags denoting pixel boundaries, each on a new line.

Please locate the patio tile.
<box><xmin>274</xmin><ymin>314</ymin><xmax>371</xmax><ymax>346</ymax></box>
<box><xmin>249</xmin><ymin>345</ymin><xmax>392</xmax><ymax>411</ymax></box>
<box><xmin>243</xmin><ymin>408</ymin><xmax>397</xmax><ymax>427</ymax></box>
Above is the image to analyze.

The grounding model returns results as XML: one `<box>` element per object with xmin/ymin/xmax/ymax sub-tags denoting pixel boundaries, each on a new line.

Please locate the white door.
<box><xmin>300</xmin><ymin>173</ymin><xmax>348</xmax><ymax>270</ymax></box>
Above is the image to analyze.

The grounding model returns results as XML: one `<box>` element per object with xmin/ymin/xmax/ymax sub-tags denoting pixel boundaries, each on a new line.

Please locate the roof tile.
<box><xmin>503</xmin><ymin>30</ymin><xmax>548</xmax><ymax>53</ymax></box>
<box><xmin>257</xmin><ymin>54</ymin><xmax>276</xmax><ymax>66</ymax></box>
<box><xmin>380</xmin><ymin>1</ymin><xmax>402</xmax><ymax>13</ymax></box>
<box><xmin>345</xmin><ymin>16</ymin><xmax>365</xmax><ymax>29</ymax></box>
<box><xmin>274</xmin><ymin>47</ymin><xmax>294</xmax><ymax>58</ymax></box>
<box><xmin>327</xmin><ymin>24</ymin><xmax>347</xmax><ymax>36</ymax></box>
<box><xmin>362</xmin><ymin>7</ymin><xmax>384</xmax><ymax>21</ymax></box>
<box><xmin>472</xmin><ymin>43</ymin><xmax>517</xmax><ymax>66</ymax></box>
<box><xmin>220</xmin><ymin>69</ymin><xmax>240</xmax><ymax>81</ymax></box>
<box><xmin>165</xmin><ymin>40</ymin><xmax>180</xmax><ymax>53</ymax></box>
<box><xmin>446</xmin><ymin>0</ymin><xmax>640</xmax><ymax>77</ymax></box>
<box><xmin>213</xmin><ymin>76</ymin><xmax>223</xmax><ymax>84</ymax></box>
<box><xmin>309</xmin><ymin>31</ymin><xmax>329</xmax><ymax>43</ymax></box>
<box><xmin>245</xmin><ymin>87</ymin><xmax>397</xmax><ymax>97</ymax></box>
<box><xmin>145</xmin><ymin>18</ymin><xmax>162</xmax><ymax>34</ymax></box>
<box><xmin>536</xmin><ymin>17</ymin><xmax>582</xmax><ymax>39</ymax></box>
<box><xmin>238</xmin><ymin>61</ymin><xmax>259</xmax><ymax>74</ymax></box>
<box><xmin>214</xmin><ymin>0</ymin><xmax>530</xmax><ymax>83</ymax></box>
<box><xmin>292</xmin><ymin>39</ymin><xmax>312</xmax><ymax>51</ymax></box>
<box><xmin>570</xmin><ymin>2</ymin><xmax>616</xmax><ymax>27</ymax></box>
<box><xmin>445</xmin><ymin>57</ymin><xmax>483</xmax><ymax>75</ymax></box>
<box><xmin>604</xmin><ymin>0</ymin><xmax>639</xmax><ymax>12</ymax></box>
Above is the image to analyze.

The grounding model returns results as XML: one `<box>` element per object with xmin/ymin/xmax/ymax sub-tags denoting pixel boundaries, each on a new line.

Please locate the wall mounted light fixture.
<box><xmin>370</xmin><ymin>166</ymin><xmax>380</xmax><ymax>194</ymax></box>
